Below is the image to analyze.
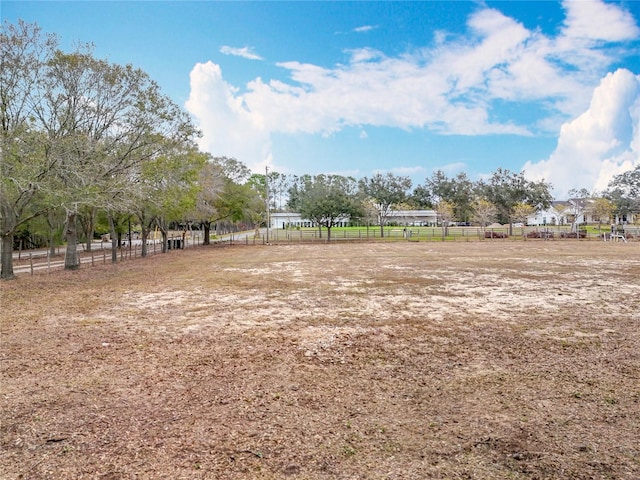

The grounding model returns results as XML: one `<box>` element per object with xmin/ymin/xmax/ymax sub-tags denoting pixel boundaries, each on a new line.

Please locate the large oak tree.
<box><xmin>291</xmin><ymin>174</ymin><xmax>362</xmax><ymax>241</ymax></box>
<box><xmin>34</xmin><ymin>47</ymin><xmax>198</xmax><ymax>269</ymax></box>
<box><xmin>359</xmin><ymin>173</ymin><xmax>412</xmax><ymax>237</ymax></box>
<box><xmin>1</xmin><ymin>21</ymin><xmax>58</xmax><ymax>279</ymax></box>
<box><xmin>477</xmin><ymin>168</ymin><xmax>552</xmax><ymax>234</ymax></box>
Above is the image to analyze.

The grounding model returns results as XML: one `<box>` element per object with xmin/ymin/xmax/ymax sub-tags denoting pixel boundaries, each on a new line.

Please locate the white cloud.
<box><xmin>353</xmin><ymin>25</ymin><xmax>376</xmax><ymax>33</ymax></box>
<box><xmin>546</xmin><ymin>1</ymin><xmax>640</xmax><ymax>98</ymax></box>
<box><xmin>184</xmin><ymin>61</ymin><xmax>271</xmax><ymax>171</ymax></box>
<box><xmin>561</xmin><ymin>0</ymin><xmax>640</xmax><ymax>42</ymax></box>
<box><xmin>219</xmin><ymin>46</ymin><xmax>263</xmax><ymax>60</ymax></box>
<box><xmin>523</xmin><ymin>69</ymin><xmax>640</xmax><ymax>198</ymax></box>
<box><xmin>246</xmin><ymin>46</ymin><xmax>532</xmax><ymax>136</ymax></box>
<box><xmin>186</xmin><ymin>1</ymin><xmax>640</xmax><ymax>176</ymax></box>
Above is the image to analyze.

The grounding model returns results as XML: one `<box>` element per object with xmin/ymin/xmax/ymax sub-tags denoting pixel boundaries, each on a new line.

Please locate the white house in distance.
<box><xmin>527</xmin><ymin>202</ymin><xmax>567</xmax><ymax>226</ymax></box>
<box><xmin>269</xmin><ymin>212</ymin><xmax>340</xmax><ymax>229</ymax></box>
<box><xmin>386</xmin><ymin>209</ymin><xmax>438</xmax><ymax>226</ymax></box>
<box><xmin>527</xmin><ymin>199</ymin><xmax>637</xmax><ymax>226</ymax></box>
<box><xmin>269</xmin><ymin>209</ymin><xmax>438</xmax><ymax>229</ymax></box>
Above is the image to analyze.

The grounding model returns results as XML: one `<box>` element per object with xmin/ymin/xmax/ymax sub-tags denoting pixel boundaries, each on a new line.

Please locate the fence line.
<box><xmin>13</xmin><ymin>233</ymin><xmax>204</xmax><ymax>276</ymax></box>
<box><xmin>12</xmin><ymin>227</ymin><xmax>637</xmax><ymax>277</ymax></box>
<box><xmin>199</xmin><ymin>226</ymin><xmax>639</xmax><ymax>245</ymax></box>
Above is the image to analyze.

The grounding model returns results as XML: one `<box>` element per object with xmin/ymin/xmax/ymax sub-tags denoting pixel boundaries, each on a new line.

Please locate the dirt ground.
<box><xmin>1</xmin><ymin>240</ymin><xmax>639</xmax><ymax>479</ymax></box>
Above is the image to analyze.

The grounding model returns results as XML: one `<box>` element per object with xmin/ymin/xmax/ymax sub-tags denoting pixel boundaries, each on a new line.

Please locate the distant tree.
<box><xmin>477</xmin><ymin>168</ymin><xmax>552</xmax><ymax>234</ymax></box>
<box><xmin>359</xmin><ymin>172</ymin><xmax>412</xmax><ymax>237</ymax></box>
<box><xmin>268</xmin><ymin>170</ymin><xmax>289</xmax><ymax>212</ymax></box>
<box><xmin>285</xmin><ymin>174</ymin><xmax>309</xmax><ymax>212</ymax></box>
<box><xmin>249</xmin><ymin>169</ymin><xmax>286</xmax><ymax>215</ymax></box>
<box><xmin>566</xmin><ymin>188</ymin><xmax>592</xmax><ymax>231</ymax></box>
<box><xmin>451</xmin><ymin>172</ymin><xmax>475</xmax><ymax>223</ymax></box>
<box><xmin>215</xmin><ymin>181</ymin><xmax>259</xmax><ymax>234</ymax></box>
<box><xmin>423</xmin><ymin>170</ymin><xmax>451</xmax><ymax>204</ymax></box>
<box><xmin>78</xmin><ymin>206</ymin><xmax>99</xmax><ymax>252</ymax></box>
<box><xmin>192</xmin><ymin>156</ymin><xmax>258</xmax><ymax>244</ymax></box>
<box><xmin>418</xmin><ymin>171</ymin><xmax>474</xmax><ymax>222</ymax></box>
<box><xmin>247</xmin><ymin>173</ymin><xmax>269</xmax><ymax>232</ymax></box>
<box><xmin>591</xmin><ymin>197</ymin><xmax>615</xmax><ymax>230</ymax></box>
<box><xmin>189</xmin><ymin>157</ymin><xmax>221</xmax><ymax>245</ymax></box>
<box><xmin>211</xmin><ymin>156</ymin><xmax>251</xmax><ymax>184</ymax></box>
<box><xmin>43</xmin><ymin>206</ymin><xmax>66</xmax><ymax>256</ymax></box>
<box><xmin>105</xmin><ymin>211</ymin><xmax>132</xmax><ymax>262</ymax></box>
<box><xmin>408</xmin><ymin>184</ymin><xmax>434</xmax><ymax>209</ymax></box>
<box><xmin>294</xmin><ymin>174</ymin><xmax>362</xmax><ymax>241</ymax></box>
<box><xmin>436</xmin><ymin>201</ymin><xmax>455</xmax><ymax>237</ymax></box>
<box><xmin>605</xmin><ymin>165</ymin><xmax>640</xmax><ymax>223</ymax></box>
<box><xmin>141</xmin><ymin>147</ymin><xmax>205</xmax><ymax>254</ymax></box>
<box><xmin>360</xmin><ymin>199</ymin><xmax>381</xmax><ymax>230</ymax></box>
<box><xmin>511</xmin><ymin>202</ymin><xmax>535</xmax><ymax>228</ymax></box>
<box><xmin>472</xmin><ymin>199</ymin><xmax>497</xmax><ymax>233</ymax></box>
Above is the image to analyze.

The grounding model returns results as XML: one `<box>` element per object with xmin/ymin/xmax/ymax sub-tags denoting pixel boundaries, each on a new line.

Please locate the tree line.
<box><xmin>2</xmin><ymin>21</ymin><xmax>639</xmax><ymax>279</ymax></box>
<box><xmin>284</xmin><ymin>167</ymin><xmax>638</xmax><ymax>241</ymax></box>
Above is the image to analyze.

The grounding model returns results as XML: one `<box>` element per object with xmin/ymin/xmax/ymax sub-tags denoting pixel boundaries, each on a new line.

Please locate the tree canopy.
<box><xmin>605</xmin><ymin>165</ymin><xmax>640</xmax><ymax>221</ymax></box>
<box><xmin>290</xmin><ymin>174</ymin><xmax>362</xmax><ymax>241</ymax></box>
<box><xmin>359</xmin><ymin>172</ymin><xmax>412</xmax><ymax>237</ymax></box>
<box><xmin>1</xmin><ymin>21</ymin><xmax>199</xmax><ymax>277</ymax></box>
<box><xmin>477</xmin><ymin>168</ymin><xmax>553</xmax><ymax>231</ymax></box>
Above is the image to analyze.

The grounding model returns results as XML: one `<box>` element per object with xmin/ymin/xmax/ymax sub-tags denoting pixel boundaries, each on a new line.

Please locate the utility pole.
<box><xmin>265</xmin><ymin>166</ymin><xmax>270</xmax><ymax>244</ymax></box>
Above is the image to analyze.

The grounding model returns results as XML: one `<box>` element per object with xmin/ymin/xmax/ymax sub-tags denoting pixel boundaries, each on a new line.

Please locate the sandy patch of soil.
<box><xmin>1</xmin><ymin>241</ymin><xmax>639</xmax><ymax>479</ymax></box>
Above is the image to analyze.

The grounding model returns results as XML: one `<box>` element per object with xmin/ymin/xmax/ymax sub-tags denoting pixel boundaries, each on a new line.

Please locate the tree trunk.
<box><xmin>203</xmin><ymin>221</ymin><xmax>211</xmax><ymax>245</ymax></box>
<box><xmin>84</xmin><ymin>207</ymin><xmax>97</xmax><ymax>253</ymax></box>
<box><xmin>326</xmin><ymin>226</ymin><xmax>332</xmax><ymax>242</ymax></box>
<box><xmin>141</xmin><ymin>224</ymin><xmax>150</xmax><ymax>257</ymax></box>
<box><xmin>108</xmin><ymin>215</ymin><xmax>118</xmax><ymax>264</ymax></box>
<box><xmin>46</xmin><ymin>210</ymin><xmax>59</xmax><ymax>257</ymax></box>
<box><xmin>48</xmin><ymin>229</ymin><xmax>56</xmax><ymax>257</ymax></box>
<box><xmin>187</xmin><ymin>222</ymin><xmax>194</xmax><ymax>245</ymax></box>
<box><xmin>161</xmin><ymin>229</ymin><xmax>168</xmax><ymax>253</ymax></box>
<box><xmin>1</xmin><ymin>204</ymin><xmax>16</xmax><ymax>279</ymax></box>
<box><xmin>64</xmin><ymin>210</ymin><xmax>80</xmax><ymax>270</ymax></box>
<box><xmin>1</xmin><ymin>232</ymin><xmax>15</xmax><ymax>280</ymax></box>
<box><xmin>136</xmin><ymin>210</ymin><xmax>154</xmax><ymax>257</ymax></box>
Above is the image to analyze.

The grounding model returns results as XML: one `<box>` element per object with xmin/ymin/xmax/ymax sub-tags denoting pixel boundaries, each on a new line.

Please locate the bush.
<box><xmin>526</xmin><ymin>231</ymin><xmax>554</xmax><ymax>239</ymax></box>
<box><xmin>560</xmin><ymin>231</ymin><xmax>587</xmax><ymax>239</ymax></box>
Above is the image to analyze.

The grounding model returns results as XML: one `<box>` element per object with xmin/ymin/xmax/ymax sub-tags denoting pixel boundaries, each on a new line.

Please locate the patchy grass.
<box><xmin>1</xmin><ymin>241</ymin><xmax>639</xmax><ymax>479</ymax></box>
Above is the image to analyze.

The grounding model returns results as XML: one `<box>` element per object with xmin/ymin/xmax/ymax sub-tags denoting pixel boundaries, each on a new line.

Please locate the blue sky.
<box><xmin>4</xmin><ymin>1</ymin><xmax>640</xmax><ymax>198</ymax></box>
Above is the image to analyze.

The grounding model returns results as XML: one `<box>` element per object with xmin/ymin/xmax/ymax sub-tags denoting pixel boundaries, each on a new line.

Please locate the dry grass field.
<box><xmin>1</xmin><ymin>241</ymin><xmax>639</xmax><ymax>479</ymax></box>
